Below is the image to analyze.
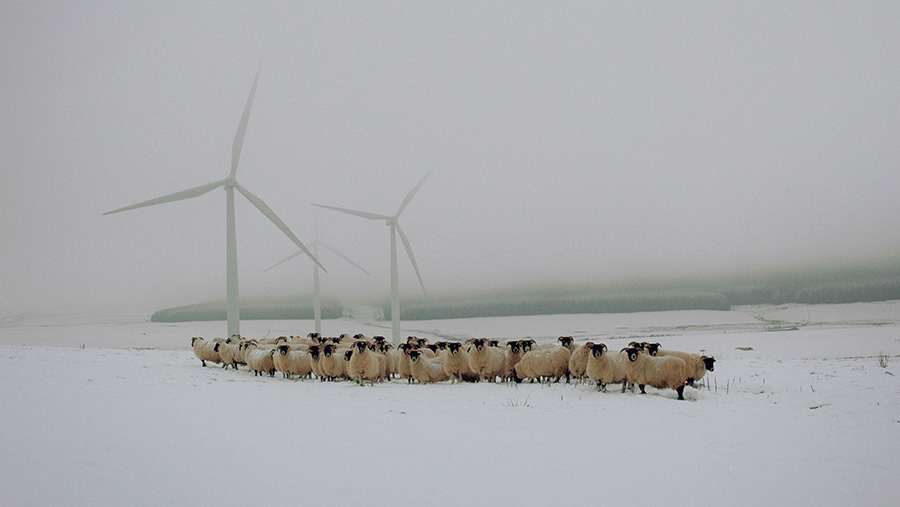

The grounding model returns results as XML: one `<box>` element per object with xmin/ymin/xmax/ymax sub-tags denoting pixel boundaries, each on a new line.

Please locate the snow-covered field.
<box><xmin>2</xmin><ymin>301</ymin><xmax>899</xmax><ymax>506</ymax></box>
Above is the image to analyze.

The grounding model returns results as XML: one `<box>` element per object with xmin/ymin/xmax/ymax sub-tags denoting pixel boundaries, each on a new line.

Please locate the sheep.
<box><xmin>621</xmin><ymin>347</ymin><xmax>690</xmax><ymax>400</ymax></box>
<box><xmin>273</xmin><ymin>344</ymin><xmax>312</xmax><ymax>380</ymax></box>
<box><xmin>320</xmin><ymin>344</ymin><xmax>346</xmax><ymax>381</ymax></box>
<box><xmin>656</xmin><ymin>349</ymin><xmax>716</xmax><ymax>386</ymax></box>
<box><xmin>504</xmin><ymin>340</ymin><xmax>529</xmax><ymax>380</ymax></box>
<box><xmin>557</xmin><ymin>336</ymin><xmax>576</xmax><ymax>352</ymax></box>
<box><xmin>407</xmin><ymin>349</ymin><xmax>449</xmax><ymax>384</ymax></box>
<box><xmin>190</xmin><ymin>337</ymin><xmax>221</xmax><ymax>367</ymax></box>
<box><xmin>217</xmin><ymin>336</ymin><xmax>244</xmax><ymax>370</ymax></box>
<box><xmin>512</xmin><ymin>345</ymin><xmax>571</xmax><ymax>383</ymax></box>
<box><xmin>466</xmin><ymin>338</ymin><xmax>507</xmax><ymax>383</ymax></box>
<box><xmin>397</xmin><ymin>343</ymin><xmax>416</xmax><ymax>383</ymax></box>
<box><xmin>567</xmin><ymin>341</ymin><xmax>594</xmax><ymax>384</ymax></box>
<box><xmin>443</xmin><ymin>342</ymin><xmax>476</xmax><ymax>383</ymax></box>
<box><xmin>244</xmin><ymin>342</ymin><xmax>277</xmax><ymax>377</ymax></box>
<box><xmin>585</xmin><ymin>343</ymin><xmax>629</xmax><ymax>392</ymax></box>
<box><xmin>348</xmin><ymin>340</ymin><xmax>383</xmax><ymax>386</ymax></box>
<box><xmin>307</xmin><ymin>345</ymin><xmax>325</xmax><ymax>380</ymax></box>
<box><xmin>640</xmin><ymin>342</ymin><xmax>661</xmax><ymax>356</ymax></box>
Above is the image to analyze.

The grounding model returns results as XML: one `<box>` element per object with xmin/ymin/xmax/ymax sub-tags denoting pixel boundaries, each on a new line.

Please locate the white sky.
<box><xmin>2</xmin><ymin>2</ymin><xmax>899</xmax><ymax>314</ymax></box>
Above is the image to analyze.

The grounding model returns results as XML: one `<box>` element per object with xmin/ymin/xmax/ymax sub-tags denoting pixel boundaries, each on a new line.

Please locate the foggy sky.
<box><xmin>3</xmin><ymin>2</ymin><xmax>900</xmax><ymax>315</ymax></box>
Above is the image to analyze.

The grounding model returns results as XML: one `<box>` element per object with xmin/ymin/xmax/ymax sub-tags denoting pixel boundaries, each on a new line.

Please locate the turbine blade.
<box><xmin>234</xmin><ymin>182</ymin><xmax>327</xmax><ymax>273</ymax></box>
<box><xmin>312</xmin><ymin>204</ymin><xmax>391</xmax><ymax>222</ymax></box>
<box><xmin>395</xmin><ymin>170</ymin><xmax>431</xmax><ymax>218</ymax></box>
<box><xmin>395</xmin><ymin>223</ymin><xmax>425</xmax><ymax>294</ymax></box>
<box><xmin>231</xmin><ymin>66</ymin><xmax>260</xmax><ymax>178</ymax></box>
<box><xmin>264</xmin><ymin>251</ymin><xmax>304</xmax><ymax>272</ymax></box>
<box><xmin>103</xmin><ymin>179</ymin><xmax>227</xmax><ymax>215</ymax></box>
<box><xmin>318</xmin><ymin>241</ymin><xmax>371</xmax><ymax>275</ymax></box>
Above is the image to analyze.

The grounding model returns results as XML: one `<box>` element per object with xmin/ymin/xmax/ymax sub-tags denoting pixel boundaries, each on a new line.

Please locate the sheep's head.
<box><xmin>583</xmin><ymin>341</ymin><xmax>595</xmax><ymax>350</ymax></box>
<box><xmin>523</xmin><ymin>340</ymin><xmax>536</xmax><ymax>352</ymax></box>
<box><xmin>471</xmin><ymin>338</ymin><xmax>486</xmax><ymax>351</ymax></box>
<box><xmin>406</xmin><ymin>336</ymin><xmax>419</xmax><ymax>345</ymax></box>
<box><xmin>628</xmin><ymin>341</ymin><xmax>644</xmax><ymax>350</ymax></box>
<box><xmin>308</xmin><ymin>345</ymin><xmax>321</xmax><ymax>360</ymax></box>
<box><xmin>399</xmin><ymin>343</ymin><xmax>414</xmax><ymax>356</ymax></box>
<box><xmin>277</xmin><ymin>345</ymin><xmax>290</xmax><ymax>356</ymax></box>
<box><xmin>213</xmin><ymin>342</ymin><xmax>221</xmax><ymax>352</ymax></box>
<box><xmin>344</xmin><ymin>350</ymin><xmax>354</xmax><ymax>362</ymax></box>
<box><xmin>354</xmin><ymin>341</ymin><xmax>369</xmax><ymax>353</ymax></box>
<box><xmin>416</xmin><ymin>338</ymin><xmax>428</xmax><ymax>348</ymax></box>
<box><xmin>558</xmin><ymin>336</ymin><xmax>574</xmax><ymax>349</ymax></box>
<box><xmin>323</xmin><ymin>344</ymin><xmax>336</xmax><ymax>357</ymax></box>
<box><xmin>623</xmin><ymin>347</ymin><xmax>641</xmax><ymax>363</ymax></box>
<box><xmin>447</xmin><ymin>342</ymin><xmax>463</xmax><ymax>355</ymax></box>
<box><xmin>275</xmin><ymin>336</ymin><xmax>288</xmax><ymax>344</ymax></box>
<box><xmin>426</xmin><ymin>344</ymin><xmax>440</xmax><ymax>354</ymax></box>
<box><xmin>591</xmin><ymin>343</ymin><xmax>608</xmax><ymax>358</ymax></box>
<box><xmin>508</xmin><ymin>341</ymin><xmax>521</xmax><ymax>354</ymax></box>
<box><xmin>701</xmin><ymin>356</ymin><xmax>716</xmax><ymax>372</ymax></box>
<box><xmin>642</xmin><ymin>342</ymin><xmax>660</xmax><ymax>356</ymax></box>
<box><xmin>308</xmin><ymin>332</ymin><xmax>321</xmax><ymax>340</ymax></box>
<box><xmin>407</xmin><ymin>350</ymin><xmax>421</xmax><ymax>362</ymax></box>
<box><xmin>488</xmin><ymin>340</ymin><xmax>500</xmax><ymax>348</ymax></box>
<box><xmin>191</xmin><ymin>337</ymin><xmax>203</xmax><ymax>346</ymax></box>
<box><xmin>315</xmin><ymin>335</ymin><xmax>328</xmax><ymax>345</ymax></box>
<box><xmin>373</xmin><ymin>336</ymin><xmax>387</xmax><ymax>345</ymax></box>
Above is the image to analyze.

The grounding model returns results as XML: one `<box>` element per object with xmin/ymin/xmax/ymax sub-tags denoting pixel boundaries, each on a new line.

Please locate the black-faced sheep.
<box><xmin>657</xmin><ymin>349</ymin><xmax>715</xmax><ymax>386</ymax></box>
<box><xmin>567</xmin><ymin>341</ymin><xmax>594</xmax><ymax>384</ymax></box>
<box><xmin>348</xmin><ymin>340</ymin><xmax>383</xmax><ymax>386</ymax></box>
<box><xmin>407</xmin><ymin>349</ymin><xmax>449</xmax><ymax>384</ymax></box>
<box><xmin>512</xmin><ymin>345</ymin><xmax>571</xmax><ymax>383</ymax></box>
<box><xmin>443</xmin><ymin>342</ymin><xmax>476</xmax><ymax>383</ymax></box>
<box><xmin>621</xmin><ymin>347</ymin><xmax>689</xmax><ymax>400</ymax></box>
<box><xmin>466</xmin><ymin>338</ymin><xmax>507</xmax><ymax>383</ymax></box>
<box><xmin>273</xmin><ymin>344</ymin><xmax>312</xmax><ymax>380</ymax></box>
<box><xmin>585</xmin><ymin>343</ymin><xmax>628</xmax><ymax>392</ymax></box>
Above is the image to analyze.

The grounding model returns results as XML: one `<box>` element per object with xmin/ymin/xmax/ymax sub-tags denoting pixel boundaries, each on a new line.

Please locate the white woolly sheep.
<box><xmin>443</xmin><ymin>342</ymin><xmax>476</xmax><ymax>383</ymax></box>
<box><xmin>512</xmin><ymin>345</ymin><xmax>571</xmax><ymax>383</ymax></box>
<box><xmin>621</xmin><ymin>347</ymin><xmax>690</xmax><ymax>400</ymax></box>
<box><xmin>307</xmin><ymin>345</ymin><xmax>325</xmax><ymax>380</ymax></box>
<box><xmin>190</xmin><ymin>337</ymin><xmax>221</xmax><ymax>367</ymax></box>
<box><xmin>407</xmin><ymin>349</ymin><xmax>449</xmax><ymax>384</ymax></box>
<box><xmin>567</xmin><ymin>341</ymin><xmax>594</xmax><ymax>384</ymax></box>
<box><xmin>585</xmin><ymin>343</ymin><xmax>629</xmax><ymax>392</ymax></box>
<box><xmin>274</xmin><ymin>344</ymin><xmax>312</xmax><ymax>380</ymax></box>
<box><xmin>657</xmin><ymin>349</ymin><xmax>715</xmax><ymax>386</ymax></box>
<box><xmin>320</xmin><ymin>344</ymin><xmax>346</xmax><ymax>381</ymax></box>
<box><xmin>466</xmin><ymin>338</ymin><xmax>507</xmax><ymax>382</ymax></box>
<box><xmin>244</xmin><ymin>343</ymin><xmax>277</xmax><ymax>377</ymax></box>
<box><xmin>348</xmin><ymin>340</ymin><xmax>383</xmax><ymax>386</ymax></box>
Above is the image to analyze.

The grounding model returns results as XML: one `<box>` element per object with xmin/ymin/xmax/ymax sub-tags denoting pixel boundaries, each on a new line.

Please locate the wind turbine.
<box><xmin>313</xmin><ymin>173</ymin><xmax>429</xmax><ymax>345</ymax></box>
<box><xmin>266</xmin><ymin>236</ymin><xmax>370</xmax><ymax>334</ymax></box>
<box><xmin>103</xmin><ymin>69</ymin><xmax>325</xmax><ymax>339</ymax></box>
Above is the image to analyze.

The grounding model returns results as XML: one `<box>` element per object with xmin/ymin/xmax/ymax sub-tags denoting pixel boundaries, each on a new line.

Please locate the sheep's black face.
<box><xmin>473</xmin><ymin>339</ymin><xmax>485</xmax><ymax>351</ymax></box>
<box><xmin>344</xmin><ymin>350</ymin><xmax>353</xmax><ymax>361</ymax></box>
<box><xmin>591</xmin><ymin>344</ymin><xmax>604</xmax><ymax>358</ymax></box>
<box><xmin>448</xmin><ymin>343</ymin><xmax>461</xmax><ymax>355</ymax></box>
<box><xmin>559</xmin><ymin>337</ymin><xmax>573</xmax><ymax>348</ymax></box>
<box><xmin>624</xmin><ymin>348</ymin><xmax>639</xmax><ymax>362</ymax></box>
<box><xmin>644</xmin><ymin>343</ymin><xmax>660</xmax><ymax>356</ymax></box>
<box><xmin>417</xmin><ymin>339</ymin><xmax>428</xmax><ymax>348</ymax></box>
<box><xmin>703</xmin><ymin>356</ymin><xmax>716</xmax><ymax>372</ymax></box>
<box><xmin>408</xmin><ymin>351</ymin><xmax>420</xmax><ymax>362</ymax></box>
<box><xmin>510</xmin><ymin>344</ymin><xmax>520</xmax><ymax>354</ymax></box>
<box><xmin>278</xmin><ymin>346</ymin><xmax>289</xmax><ymax>356</ymax></box>
<box><xmin>355</xmin><ymin>341</ymin><xmax>368</xmax><ymax>353</ymax></box>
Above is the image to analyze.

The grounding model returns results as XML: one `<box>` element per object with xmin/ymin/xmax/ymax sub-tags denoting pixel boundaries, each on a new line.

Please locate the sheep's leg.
<box><xmin>639</xmin><ymin>384</ymin><xmax>646</xmax><ymax>394</ymax></box>
<box><xmin>201</xmin><ymin>360</ymin><xmax>206</xmax><ymax>367</ymax></box>
<box><xmin>676</xmin><ymin>385</ymin><xmax>685</xmax><ymax>400</ymax></box>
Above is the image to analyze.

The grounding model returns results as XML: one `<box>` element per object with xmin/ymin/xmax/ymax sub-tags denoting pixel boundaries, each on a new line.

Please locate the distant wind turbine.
<box><xmin>103</xmin><ymin>69</ymin><xmax>325</xmax><ymax>338</ymax></box>
<box><xmin>313</xmin><ymin>172</ymin><xmax>429</xmax><ymax>345</ymax></box>
<box><xmin>266</xmin><ymin>237</ymin><xmax>370</xmax><ymax>334</ymax></box>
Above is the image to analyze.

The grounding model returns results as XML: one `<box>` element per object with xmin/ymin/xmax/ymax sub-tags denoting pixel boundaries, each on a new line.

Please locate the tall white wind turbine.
<box><xmin>313</xmin><ymin>173</ymin><xmax>429</xmax><ymax>345</ymax></box>
<box><xmin>103</xmin><ymin>70</ymin><xmax>325</xmax><ymax>338</ymax></box>
<box><xmin>266</xmin><ymin>237</ymin><xmax>370</xmax><ymax>334</ymax></box>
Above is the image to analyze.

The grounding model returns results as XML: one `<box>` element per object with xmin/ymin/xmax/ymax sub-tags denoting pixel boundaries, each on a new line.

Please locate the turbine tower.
<box><xmin>103</xmin><ymin>69</ymin><xmax>325</xmax><ymax>338</ymax></box>
<box><xmin>266</xmin><ymin>237</ymin><xmax>370</xmax><ymax>334</ymax></box>
<box><xmin>314</xmin><ymin>172</ymin><xmax>429</xmax><ymax>345</ymax></box>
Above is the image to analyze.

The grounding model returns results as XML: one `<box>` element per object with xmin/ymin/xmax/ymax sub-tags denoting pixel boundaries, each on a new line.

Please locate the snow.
<box><xmin>2</xmin><ymin>302</ymin><xmax>899</xmax><ymax>506</ymax></box>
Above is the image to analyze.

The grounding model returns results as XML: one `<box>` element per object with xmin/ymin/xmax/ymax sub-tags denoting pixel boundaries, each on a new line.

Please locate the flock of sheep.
<box><xmin>191</xmin><ymin>333</ymin><xmax>716</xmax><ymax>400</ymax></box>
